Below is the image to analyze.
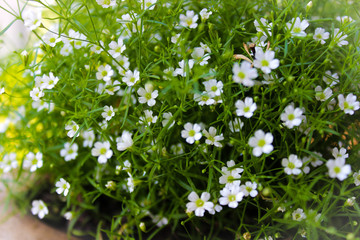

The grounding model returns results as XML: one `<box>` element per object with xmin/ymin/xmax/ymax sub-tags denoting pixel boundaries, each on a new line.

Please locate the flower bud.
<box><xmin>139</xmin><ymin>222</ymin><xmax>146</xmax><ymax>232</ymax></box>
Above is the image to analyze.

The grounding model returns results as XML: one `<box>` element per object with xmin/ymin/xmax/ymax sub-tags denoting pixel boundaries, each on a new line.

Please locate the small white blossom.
<box><xmin>345</xmin><ymin>197</ymin><xmax>356</xmax><ymax>207</ymax></box>
<box><xmin>181</xmin><ymin>123</ymin><xmax>202</xmax><ymax>144</ymax></box>
<box><xmin>292</xmin><ymin>208</ymin><xmax>306</xmax><ymax>221</ymax></box>
<box><xmin>282</xmin><ymin>154</ymin><xmax>303</xmax><ymax>175</ymax></box>
<box><xmin>139</xmin><ymin>110</ymin><xmax>158</xmax><ymax>126</ymax></box>
<box><xmin>199</xmin><ymin>8</ymin><xmax>212</xmax><ymax>21</ymax></box>
<box><xmin>90</xmin><ymin>41</ymin><xmax>104</xmax><ymax>54</ymax></box>
<box><xmin>96</xmin><ymin>0</ymin><xmax>116</xmax><ymax>8</ymax></box>
<box><xmin>102</xmin><ymin>105</ymin><xmax>115</xmax><ymax>121</ymax></box>
<box><xmin>127</xmin><ymin>173</ymin><xmax>135</xmax><ymax>193</ymax></box>
<box><xmin>109</xmin><ymin>38</ymin><xmax>126</xmax><ymax>58</ymax></box>
<box><xmin>326</xmin><ymin>158</ymin><xmax>351</xmax><ymax>181</ymax></box>
<box><xmin>116</xmin><ymin>130</ymin><xmax>133</xmax><ymax>151</ymax></box>
<box><xmin>332</xmin><ymin>147</ymin><xmax>348</xmax><ymax>161</ymax></box>
<box><xmin>280</xmin><ymin>103</ymin><xmax>304</xmax><ymax>129</ymax></box>
<box><xmin>40</xmin><ymin>72</ymin><xmax>59</xmax><ymax>90</ymax></box>
<box><xmin>338</xmin><ymin>93</ymin><xmax>360</xmax><ymax>115</ymax></box>
<box><xmin>162</xmin><ymin>112</ymin><xmax>175</xmax><ymax>128</ymax></box>
<box><xmin>96</xmin><ymin>64</ymin><xmax>114</xmax><ymax>82</ymax></box>
<box><xmin>254</xmin><ymin>18</ymin><xmax>272</xmax><ymax>36</ymax></box>
<box><xmin>174</xmin><ymin>59</ymin><xmax>195</xmax><ymax>77</ymax></box>
<box><xmin>203</xmin><ymin>79</ymin><xmax>223</xmax><ymax>97</ymax></box>
<box><xmin>23</xmin><ymin>152</ymin><xmax>43</xmax><ymax>172</ymax></box>
<box><xmin>122</xmin><ymin>69</ymin><xmax>140</xmax><ymax>86</ymax></box>
<box><xmin>137</xmin><ymin>83</ymin><xmax>158</xmax><ymax>107</ymax></box>
<box><xmin>170</xmin><ymin>143</ymin><xmax>184</xmax><ymax>155</ymax></box>
<box><xmin>253</xmin><ymin>48</ymin><xmax>279</xmax><ymax>74</ymax></box>
<box><xmin>82</xmin><ymin>129</ymin><xmax>95</xmax><ymax>148</ymax></box>
<box><xmin>202</xmin><ymin>127</ymin><xmax>224</xmax><ymax>148</ymax></box>
<box><xmin>23</xmin><ymin>9</ymin><xmax>42</xmax><ymax>31</ymax></box>
<box><xmin>55</xmin><ymin>178</ymin><xmax>70</xmax><ymax>196</ymax></box>
<box><xmin>323</xmin><ymin>70</ymin><xmax>339</xmax><ymax>87</ymax></box>
<box><xmin>186</xmin><ymin>191</ymin><xmax>214</xmax><ymax>217</ymax></box>
<box><xmin>191</xmin><ymin>47</ymin><xmax>210</xmax><ymax>66</ymax></box>
<box><xmin>1</xmin><ymin>153</ymin><xmax>18</xmax><ymax>173</ymax></box>
<box><xmin>235</xmin><ymin>97</ymin><xmax>257</xmax><ymax>118</ymax></box>
<box><xmin>219</xmin><ymin>160</ymin><xmax>243</xmax><ymax>188</ymax></box>
<box><xmin>91</xmin><ymin>141</ymin><xmax>113</xmax><ymax>164</ymax></box>
<box><xmin>313</xmin><ymin>28</ymin><xmax>329</xmax><ymax>44</ymax></box>
<box><xmin>179</xmin><ymin>10</ymin><xmax>198</xmax><ymax>29</ymax></box>
<box><xmin>30</xmin><ymin>87</ymin><xmax>44</xmax><ymax>101</ymax></box>
<box><xmin>64</xmin><ymin>212</ymin><xmax>73</xmax><ymax>220</ymax></box>
<box><xmin>65</xmin><ymin>121</ymin><xmax>80</xmax><ymax>138</ymax></box>
<box><xmin>315</xmin><ymin>86</ymin><xmax>332</xmax><ymax>101</ymax></box>
<box><xmin>105</xmin><ymin>180</ymin><xmax>116</xmax><ymax>191</ymax></box>
<box><xmin>333</xmin><ymin>28</ymin><xmax>348</xmax><ymax>47</ymax></box>
<box><xmin>303</xmin><ymin>152</ymin><xmax>323</xmax><ymax>167</ymax></box>
<box><xmin>141</xmin><ymin>0</ymin><xmax>157</xmax><ymax>10</ymax></box>
<box><xmin>336</xmin><ymin>16</ymin><xmax>353</xmax><ymax>24</ymax></box>
<box><xmin>286</xmin><ymin>17</ymin><xmax>309</xmax><ymax>37</ymax></box>
<box><xmin>194</xmin><ymin>91</ymin><xmax>215</xmax><ymax>106</ymax></box>
<box><xmin>42</xmin><ymin>31</ymin><xmax>61</xmax><ymax>47</ymax></box>
<box><xmin>229</xmin><ymin>118</ymin><xmax>244</xmax><ymax>133</ymax></box>
<box><xmin>219</xmin><ymin>186</ymin><xmax>244</xmax><ymax>208</ymax></box>
<box><xmin>31</xmin><ymin>200</ymin><xmax>48</xmax><ymax>219</ymax></box>
<box><xmin>353</xmin><ymin>170</ymin><xmax>360</xmax><ymax>186</ymax></box>
<box><xmin>239</xmin><ymin>181</ymin><xmax>258</xmax><ymax>197</ymax></box>
<box><xmin>60</xmin><ymin>142</ymin><xmax>78</xmax><ymax>161</ymax></box>
<box><xmin>232</xmin><ymin>61</ymin><xmax>258</xmax><ymax>87</ymax></box>
<box><xmin>248</xmin><ymin>130</ymin><xmax>274</xmax><ymax>157</ymax></box>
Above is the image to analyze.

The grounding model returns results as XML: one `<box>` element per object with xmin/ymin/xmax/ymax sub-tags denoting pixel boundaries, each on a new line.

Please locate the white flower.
<box><xmin>23</xmin><ymin>152</ymin><xmax>43</xmax><ymax>172</ymax></box>
<box><xmin>139</xmin><ymin>110</ymin><xmax>158</xmax><ymax>126</ymax></box>
<box><xmin>229</xmin><ymin>118</ymin><xmax>244</xmax><ymax>133</ymax></box>
<box><xmin>332</xmin><ymin>147</ymin><xmax>348</xmax><ymax>161</ymax></box>
<box><xmin>179</xmin><ymin>10</ymin><xmax>198</xmax><ymax>29</ymax></box>
<box><xmin>30</xmin><ymin>87</ymin><xmax>44</xmax><ymax>101</ymax></box>
<box><xmin>104</xmin><ymin>80</ymin><xmax>121</xmax><ymax>95</ymax></box>
<box><xmin>109</xmin><ymin>38</ymin><xmax>126</xmax><ymax>58</ymax></box>
<box><xmin>114</xmin><ymin>55</ymin><xmax>130</xmax><ymax>75</ymax></box>
<box><xmin>96</xmin><ymin>0</ymin><xmax>116</xmax><ymax>8</ymax></box>
<box><xmin>219</xmin><ymin>186</ymin><xmax>244</xmax><ymax>208</ymax></box>
<box><xmin>171</xmin><ymin>34</ymin><xmax>181</xmax><ymax>44</ymax></box>
<box><xmin>262</xmin><ymin>73</ymin><xmax>276</xmax><ymax>85</ymax></box>
<box><xmin>23</xmin><ymin>9</ymin><xmax>42</xmax><ymax>31</ymax></box>
<box><xmin>253</xmin><ymin>48</ymin><xmax>279</xmax><ymax>74</ymax></box>
<box><xmin>313</xmin><ymin>28</ymin><xmax>329</xmax><ymax>44</ymax></box>
<box><xmin>301</xmin><ymin>158</ymin><xmax>310</xmax><ymax>174</ymax></box>
<box><xmin>102</xmin><ymin>105</ymin><xmax>115</xmax><ymax>121</ymax></box>
<box><xmin>235</xmin><ymin>97</ymin><xmax>257</xmax><ymax>118</ymax></box>
<box><xmin>292</xmin><ymin>208</ymin><xmax>306</xmax><ymax>221</ymax></box>
<box><xmin>65</xmin><ymin>121</ymin><xmax>80</xmax><ymax>138</ymax></box>
<box><xmin>64</xmin><ymin>212</ymin><xmax>73</xmax><ymax>220</ymax></box>
<box><xmin>338</xmin><ymin>93</ymin><xmax>360</xmax><ymax>115</ymax></box>
<box><xmin>336</xmin><ymin>16</ymin><xmax>353</xmax><ymax>24</ymax></box>
<box><xmin>303</xmin><ymin>152</ymin><xmax>323</xmax><ymax>167</ymax></box>
<box><xmin>141</xmin><ymin>0</ymin><xmax>157</xmax><ymax>10</ymax></box>
<box><xmin>282</xmin><ymin>154</ymin><xmax>303</xmax><ymax>175</ymax></box>
<box><xmin>254</xmin><ymin>18</ymin><xmax>272</xmax><ymax>36</ymax></box>
<box><xmin>315</xmin><ymin>86</ymin><xmax>332</xmax><ymax>101</ymax></box>
<box><xmin>345</xmin><ymin>197</ymin><xmax>356</xmax><ymax>207</ymax></box>
<box><xmin>199</xmin><ymin>8</ymin><xmax>212</xmax><ymax>21</ymax></box>
<box><xmin>232</xmin><ymin>61</ymin><xmax>258</xmax><ymax>87</ymax></box>
<box><xmin>55</xmin><ymin>178</ymin><xmax>70</xmax><ymax>196</ymax></box>
<box><xmin>122</xmin><ymin>69</ymin><xmax>140</xmax><ymax>86</ymax></box>
<box><xmin>32</xmin><ymin>99</ymin><xmax>55</xmax><ymax>113</ymax></box>
<box><xmin>60</xmin><ymin>43</ymin><xmax>73</xmax><ymax>56</ymax></box>
<box><xmin>127</xmin><ymin>173</ymin><xmax>135</xmax><ymax>193</ymax></box>
<box><xmin>105</xmin><ymin>180</ymin><xmax>116</xmax><ymax>191</ymax></box>
<box><xmin>186</xmin><ymin>191</ymin><xmax>214</xmax><ymax>217</ymax></box>
<box><xmin>203</xmin><ymin>79</ymin><xmax>223</xmax><ymax>97</ymax></box>
<box><xmin>162</xmin><ymin>112</ymin><xmax>175</xmax><ymax>128</ymax></box>
<box><xmin>322</xmin><ymin>70</ymin><xmax>339</xmax><ymax>87</ymax></box>
<box><xmin>40</xmin><ymin>72</ymin><xmax>59</xmax><ymax>90</ymax></box>
<box><xmin>91</xmin><ymin>141</ymin><xmax>113</xmax><ymax>164</ymax></box>
<box><xmin>333</xmin><ymin>28</ymin><xmax>348</xmax><ymax>47</ymax></box>
<box><xmin>174</xmin><ymin>59</ymin><xmax>195</xmax><ymax>77</ymax></box>
<box><xmin>219</xmin><ymin>160</ymin><xmax>243</xmax><ymax>188</ymax></box>
<box><xmin>0</xmin><ymin>87</ymin><xmax>4</xmax><ymax>95</ymax></box>
<box><xmin>248</xmin><ymin>130</ymin><xmax>274</xmax><ymax>157</ymax></box>
<box><xmin>96</xmin><ymin>64</ymin><xmax>114</xmax><ymax>82</ymax></box>
<box><xmin>194</xmin><ymin>92</ymin><xmax>215</xmax><ymax>106</ymax></box>
<box><xmin>1</xmin><ymin>153</ymin><xmax>18</xmax><ymax>173</ymax></box>
<box><xmin>82</xmin><ymin>129</ymin><xmax>95</xmax><ymax>148</ymax></box>
<box><xmin>170</xmin><ymin>143</ymin><xmax>184</xmax><ymax>155</ymax></box>
<box><xmin>31</xmin><ymin>200</ymin><xmax>48</xmax><ymax>219</ymax></box>
<box><xmin>42</xmin><ymin>31</ymin><xmax>61</xmax><ymax>47</ymax></box>
<box><xmin>286</xmin><ymin>17</ymin><xmax>309</xmax><ymax>37</ymax></box>
<box><xmin>202</xmin><ymin>127</ymin><xmax>224</xmax><ymax>148</ymax></box>
<box><xmin>191</xmin><ymin>47</ymin><xmax>210</xmax><ymax>66</ymax></box>
<box><xmin>181</xmin><ymin>123</ymin><xmax>202</xmax><ymax>144</ymax></box>
<box><xmin>239</xmin><ymin>181</ymin><xmax>258</xmax><ymax>197</ymax></box>
<box><xmin>280</xmin><ymin>103</ymin><xmax>304</xmax><ymax>129</ymax></box>
<box><xmin>353</xmin><ymin>170</ymin><xmax>360</xmax><ymax>186</ymax></box>
<box><xmin>137</xmin><ymin>83</ymin><xmax>158</xmax><ymax>107</ymax></box>
<box><xmin>60</xmin><ymin>142</ymin><xmax>78</xmax><ymax>161</ymax></box>
<box><xmin>90</xmin><ymin>41</ymin><xmax>104</xmax><ymax>54</ymax></box>
<box><xmin>116</xmin><ymin>130</ymin><xmax>133</xmax><ymax>151</ymax></box>
<box><xmin>326</xmin><ymin>158</ymin><xmax>351</xmax><ymax>181</ymax></box>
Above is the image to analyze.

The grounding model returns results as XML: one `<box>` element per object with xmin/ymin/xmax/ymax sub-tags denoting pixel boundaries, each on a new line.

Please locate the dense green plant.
<box><xmin>1</xmin><ymin>0</ymin><xmax>360</xmax><ymax>239</ymax></box>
